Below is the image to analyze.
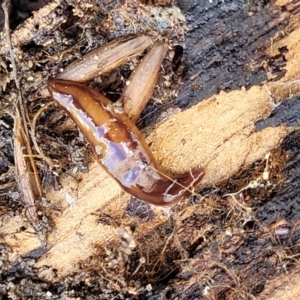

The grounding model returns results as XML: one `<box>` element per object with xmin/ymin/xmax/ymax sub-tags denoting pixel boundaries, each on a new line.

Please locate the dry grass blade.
<box><xmin>2</xmin><ymin>0</ymin><xmax>44</xmax><ymax>242</ymax></box>
<box><xmin>14</xmin><ymin>110</ymin><xmax>41</xmax><ymax>229</ymax></box>
<box><xmin>30</xmin><ymin>101</ymin><xmax>58</xmax><ymax>170</ymax></box>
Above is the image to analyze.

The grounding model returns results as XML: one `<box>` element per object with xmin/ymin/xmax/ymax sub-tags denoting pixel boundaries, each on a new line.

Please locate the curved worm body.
<box><xmin>47</xmin><ymin>79</ymin><xmax>204</xmax><ymax>206</ymax></box>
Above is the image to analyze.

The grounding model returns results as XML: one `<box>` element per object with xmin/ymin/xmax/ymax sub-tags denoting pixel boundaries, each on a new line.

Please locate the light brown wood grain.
<box><xmin>10</xmin><ymin>82</ymin><xmax>291</xmax><ymax>280</ymax></box>
<box><xmin>2</xmin><ymin>1</ymin><xmax>300</xmax><ymax>296</ymax></box>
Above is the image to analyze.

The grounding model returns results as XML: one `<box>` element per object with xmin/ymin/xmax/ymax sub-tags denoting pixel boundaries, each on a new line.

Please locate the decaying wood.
<box><xmin>1</xmin><ymin>0</ymin><xmax>300</xmax><ymax>299</ymax></box>
<box><xmin>0</xmin><ymin>0</ymin><xmax>64</xmax><ymax>56</ymax></box>
<box><xmin>258</xmin><ymin>266</ymin><xmax>300</xmax><ymax>300</ymax></box>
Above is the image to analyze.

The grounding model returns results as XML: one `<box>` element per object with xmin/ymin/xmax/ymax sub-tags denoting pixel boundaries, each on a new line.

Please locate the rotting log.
<box><xmin>1</xmin><ymin>0</ymin><xmax>300</xmax><ymax>299</ymax></box>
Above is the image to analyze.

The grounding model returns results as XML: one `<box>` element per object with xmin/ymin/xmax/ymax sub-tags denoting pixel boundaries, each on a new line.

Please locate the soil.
<box><xmin>1</xmin><ymin>0</ymin><xmax>300</xmax><ymax>299</ymax></box>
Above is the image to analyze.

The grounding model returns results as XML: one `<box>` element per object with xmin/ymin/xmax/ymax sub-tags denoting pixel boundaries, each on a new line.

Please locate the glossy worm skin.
<box><xmin>47</xmin><ymin>79</ymin><xmax>205</xmax><ymax>206</ymax></box>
